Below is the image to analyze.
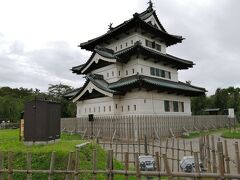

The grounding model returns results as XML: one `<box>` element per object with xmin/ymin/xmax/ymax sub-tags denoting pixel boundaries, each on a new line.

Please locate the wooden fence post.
<box><xmin>107</xmin><ymin>150</ymin><xmax>114</xmax><ymax>180</ymax></box>
<box><xmin>48</xmin><ymin>152</ymin><xmax>55</xmax><ymax>180</ymax></box>
<box><xmin>144</xmin><ymin>135</ymin><xmax>148</xmax><ymax>155</ymax></box>
<box><xmin>0</xmin><ymin>152</ymin><xmax>4</xmax><ymax>180</ymax></box>
<box><xmin>217</xmin><ymin>141</ymin><xmax>225</xmax><ymax>179</ymax></box>
<box><xmin>171</xmin><ymin>138</ymin><xmax>174</xmax><ymax>172</ymax></box>
<box><xmin>92</xmin><ymin>149</ymin><xmax>97</xmax><ymax>180</ymax></box>
<box><xmin>194</xmin><ymin>152</ymin><xmax>200</xmax><ymax>179</ymax></box>
<box><xmin>224</xmin><ymin>139</ymin><xmax>230</xmax><ymax>177</ymax></box>
<box><xmin>27</xmin><ymin>152</ymin><xmax>32</xmax><ymax>180</ymax></box>
<box><xmin>155</xmin><ymin>152</ymin><xmax>161</xmax><ymax>180</ymax></box>
<box><xmin>177</xmin><ymin>138</ymin><xmax>180</xmax><ymax>172</ymax></box>
<box><xmin>163</xmin><ymin>154</ymin><xmax>172</xmax><ymax>180</ymax></box>
<box><xmin>74</xmin><ymin>150</ymin><xmax>80</xmax><ymax>180</ymax></box>
<box><xmin>134</xmin><ymin>153</ymin><xmax>140</xmax><ymax>180</ymax></box>
<box><xmin>8</xmin><ymin>151</ymin><xmax>13</xmax><ymax>180</ymax></box>
<box><xmin>206</xmin><ymin>135</ymin><xmax>211</xmax><ymax>172</ymax></box>
<box><xmin>124</xmin><ymin>152</ymin><xmax>129</xmax><ymax>180</ymax></box>
<box><xmin>65</xmin><ymin>151</ymin><xmax>74</xmax><ymax>180</ymax></box>
<box><xmin>211</xmin><ymin>135</ymin><xmax>217</xmax><ymax>174</ymax></box>
<box><xmin>235</xmin><ymin>141</ymin><xmax>240</xmax><ymax>174</ymax></box>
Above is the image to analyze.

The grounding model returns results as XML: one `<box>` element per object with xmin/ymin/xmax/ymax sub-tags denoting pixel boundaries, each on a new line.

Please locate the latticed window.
<box><xmin>173</xmin><ymin>101</ymin><xmax>179</xmax><ymax>112</ymax></box>
<box><xmin>164</xmin><ymin>100</ymin><xmax>170</xmax><ymax>112</ymax></box>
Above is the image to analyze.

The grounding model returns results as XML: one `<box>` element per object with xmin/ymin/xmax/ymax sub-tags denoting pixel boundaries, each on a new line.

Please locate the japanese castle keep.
<box><xmin>68</xmin><ymin>2</ymin><xmax>206</xmax><ymax>117</ymax></box>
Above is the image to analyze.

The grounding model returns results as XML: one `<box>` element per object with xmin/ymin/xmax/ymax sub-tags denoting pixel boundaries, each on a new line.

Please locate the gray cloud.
<box><xmin>0</xmin><ymin>36</ymin><xmax>86</xmax><ymax>92</ymax></box>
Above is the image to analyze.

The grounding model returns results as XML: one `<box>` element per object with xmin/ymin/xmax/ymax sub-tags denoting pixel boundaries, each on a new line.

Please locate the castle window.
<box><xmin>115</xmin><ymin>104</ymin><xmax>118</xmax><ymax>109</ymax></box>
<box><xmin>173</xmin><ymin>101</ymin><xmax>179</xmax><ymax>112</ymax></box>
<box><xmin>156</xmin><ymin>44</ymin><xmax>161</xmax><ymax>51</ymax></box>
<box><xmin>126</xmin><ymin>70</ymin><xmax>128</xmax><ymax>75</ymax></box>
<box><xmin>134</xmin><ymin>105</ymin><xmax>136</xmax><ymax>111</ymax></box>
<box><xmin>132</xmin><ymin>69</ymin><xmax>135</xmax><ymax>74</ymax></box>
<box><xmin>119</xmin><ymin>71</ymin><xmax>121</xmax><ymax>76</ymax></box>
<box><xmin>112</xmin><ymin>71</ymin><xmax>114</xmax><ymax>76</ymax></box>
<box><xmin>128</xmin><ymin>105</ymin><xmax>130</xmax><ymax>111</ymax></box>
<box><xmin>122</xmin><ymin>106</ymin><xmax>123</xmax><ymax>112</ymax></box>
<box><xmin>98</xmin><ymin>106</ymin><xmax>100</xmax><ymax>112</ymax></box>
<box><xmin>109</xmin><ymin>106</ymin><xmax>111</xmax><ymax>111</ymax></box>
<box><xmin>120</xmin><ymin>44</ymin><xmax>122</xmax><ymax>49</ymax></box>
<box><xmin>150</xmin><ymin>67</ymin><xmax>170</xmax><ymax>79</ymax></box>
<box><xmin>179</xmin><ymin>102</ymin><xmax>184</xmax><ymax>112</ymax></box>
<box><xmin>164</xmin><ymin>100</ymin><xmax>170</xmax><ymax>112</ymax></box>
<box><xmin>115</xmin><ymin>46</ymin><xmax>117</xmax><ymax>51</ymax></box>
<box><xmin>104</xmin><ymin>106</ymin><xmax>106</xmax><ymax>112</ymax></box>
<box><xmin>126</xmin><ymin>42</ymin><xmax>128</xmax><ymax>47</ymax></box>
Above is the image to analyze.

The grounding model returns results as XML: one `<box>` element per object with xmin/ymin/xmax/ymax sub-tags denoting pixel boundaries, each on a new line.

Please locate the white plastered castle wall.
<box><xmin>76</xmin><ymin>89</ymin><xmax>191</xmax><ymax>117</ymax></box>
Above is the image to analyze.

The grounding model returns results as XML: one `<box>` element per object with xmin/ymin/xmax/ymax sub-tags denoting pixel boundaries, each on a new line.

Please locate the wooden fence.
<box><xmin>61</xmin><ymin>115</ymin><xmax>229</xmax><ymax>139</ymax></box>
<box><xmin>0</xmin><ymin>138</ymin><xmax>240</xmax><ymax>179</ymax></box>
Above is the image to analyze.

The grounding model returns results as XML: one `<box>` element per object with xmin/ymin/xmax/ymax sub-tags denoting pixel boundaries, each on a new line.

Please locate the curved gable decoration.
<box><xmin>81</xmin><ymin>53</ymin><xmax>116</xmax><ymax>74</ymax></box>
<box><xmin>73</xmin><ymin>81</ymin><xmax>113</xmax><ymax>102</ymax></box>
<box><xmin>144</xmin><ymin>15</ymin><xmax>162</xmax><ymax>30</ymax></box>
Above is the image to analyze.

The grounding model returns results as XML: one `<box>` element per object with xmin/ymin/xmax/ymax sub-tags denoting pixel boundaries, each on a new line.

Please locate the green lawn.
<box><xmin>221</xmin><ymin>130</ymin><xmax>240</xmax><ymax>139</ymax></box>
<box><xmin>0</xmin><ymin>129</ymin><xmax>124</xmax><ymax>180</ymax></box>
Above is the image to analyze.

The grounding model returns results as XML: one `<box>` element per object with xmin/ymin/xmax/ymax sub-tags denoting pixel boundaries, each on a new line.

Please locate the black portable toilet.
<box><xmin>24</xmin><ymin>99</ymin><xmax>61</xmax><ymax>144</ymax></box>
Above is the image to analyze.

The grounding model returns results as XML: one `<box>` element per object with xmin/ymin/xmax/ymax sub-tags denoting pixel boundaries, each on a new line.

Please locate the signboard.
<box><xmin>228</xmin><ymin>108</ymin><xmax>235</xmax><ymax>118</ymax></box>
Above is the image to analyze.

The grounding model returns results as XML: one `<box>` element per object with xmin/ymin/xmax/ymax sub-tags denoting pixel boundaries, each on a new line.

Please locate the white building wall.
<box><xmin>105</xmin><ymin>32</ymin><xmax>167</xmax><ymax>54</ymax></box>
<box><xmin>76</xmin><ymin>89</ymin><xmax>191</xmax><ymax>117</ymax></box>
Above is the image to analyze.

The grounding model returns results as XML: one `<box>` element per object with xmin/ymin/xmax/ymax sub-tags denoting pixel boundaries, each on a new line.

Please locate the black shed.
<box><xmin>24</xmin><ymin>99</ymin><xmax>61</xmax><ymax>143</ymax></box>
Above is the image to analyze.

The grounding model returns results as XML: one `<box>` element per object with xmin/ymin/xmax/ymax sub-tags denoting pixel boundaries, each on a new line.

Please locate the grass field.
<box><xmin>221</xmin><ymin>130</ymin><xmax>240</xmax><ymax>139</ymax></box>
<box><xmin>0</xmin><ymin>129</ymin><xmax>124</xmax><ymax>180</ymax></box>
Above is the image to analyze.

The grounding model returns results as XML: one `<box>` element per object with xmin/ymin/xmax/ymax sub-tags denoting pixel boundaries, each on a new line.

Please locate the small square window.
<box><xmin>126</xmin><ymin>70</ymin><xmax>128</xmax><ymax>75</ymax></box>
<box><xmin>119</xmin><ymin>71</ymin><xmax>121</xmax><ymax>76</ymax></box>
<box><xmin>164</xmin><ymin>100</ymin><xmax>170</xmax><ymax>112</ymax></box>
<box><xmin>115</xmin><ymin>104</ymin><xmax>118</xmax><ymax>109</ymax></box>
<box><xmin>173</xmin><ymin>101</ymin><xmax>178</xmax><ymax>112</ymax></box>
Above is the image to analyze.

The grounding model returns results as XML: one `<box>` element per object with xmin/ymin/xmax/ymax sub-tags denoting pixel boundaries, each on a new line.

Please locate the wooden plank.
<box><xmin>224</xmin><ymin>139</ymin><xmax>230</xmax><ymax>177</ymax></box>
<box><xmin>134</xmin><ymin>153</ymin><xmax>140</xmax><ymax>180</ymax></box>
<box><xmin>217</xmin><ymin>141</ymin><xmax>225</xmax><ymax>179</ymax></box>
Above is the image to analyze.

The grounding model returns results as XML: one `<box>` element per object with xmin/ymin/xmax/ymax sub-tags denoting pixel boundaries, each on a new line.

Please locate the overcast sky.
<box><xmin>0</xmin><ymin>0</ymin><xmax>239</xmax><ymax>95</ymax></box>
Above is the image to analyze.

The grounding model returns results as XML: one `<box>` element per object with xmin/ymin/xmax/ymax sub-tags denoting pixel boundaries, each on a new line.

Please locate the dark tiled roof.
<box><xmin>63</xmin><ymin>88</ymin><xmax>82</xmax><ymax>99</ymax></box>
<box><xmin>72</xmin><ymin>46</ymin><xmax>116</xmax><ymax>74</ymax></box>
<box><xmin>80</xmin><ymin>8</ymin><xmax>183</xmax><ymax>51</ymax></box>
<box><xmin>109</xmin><ymin>74</ymin><xmax>206</xmax><ymax>96</ymax></box>
<box><xmin>70</xmin><ymin>73</ymin><xmax>205</xmax><ymax>101</ymax></box>
<box><xmin>116</xmin><ymin>42</ymin><xmax>194</xmax><ymax>69</ymax></box>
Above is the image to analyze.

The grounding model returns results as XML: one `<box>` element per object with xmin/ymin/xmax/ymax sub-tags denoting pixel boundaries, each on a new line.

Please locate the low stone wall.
<box><xmin>61</xmin><ymin>115</ymin><xmax>229</xmax><ymax>139</ymax></box>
